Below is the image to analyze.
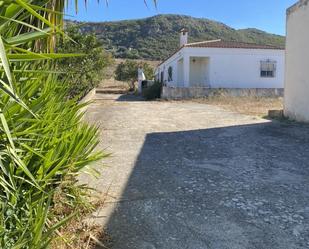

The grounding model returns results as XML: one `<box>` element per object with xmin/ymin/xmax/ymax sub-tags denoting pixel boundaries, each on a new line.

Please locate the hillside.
<box><xmin>72</xmin><ymin>14</ymin><xmax>285</xmax><ymax>60</ymax></box>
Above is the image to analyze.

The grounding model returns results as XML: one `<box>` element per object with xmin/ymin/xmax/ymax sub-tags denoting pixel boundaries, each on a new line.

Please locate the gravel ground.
<box><xmin>83</xmin><ymin>93</ymin><xmax>309</xmax><ymax>249</ymax></box>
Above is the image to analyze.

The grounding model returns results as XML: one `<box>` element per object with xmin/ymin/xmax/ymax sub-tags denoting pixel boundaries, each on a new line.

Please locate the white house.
<box><xmin>156</xmin><ymin>29</ymin><xmax>285</xmax><ymax>98</ymax></box>
<box><xmin>284</xmin><ymin>0</ymin><xmax>309</xmax><ymax>122</ymax></box>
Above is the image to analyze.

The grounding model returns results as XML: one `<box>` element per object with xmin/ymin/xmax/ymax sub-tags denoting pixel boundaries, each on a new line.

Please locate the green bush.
<box><xmin>1</xmin><ymin>1</ymin><xmax>158</xmax><ymax>248</ymax></box>
<box><xmin>57</xmin><ymin>25</ymin><xmax>114</xmax><ymax>99</ymax></box>
<box><xmin>142</xmin><ymin>81</ymin><xmax>162</xmax><ymax>100</ymax></box>
<box><xmin>0</xmin><ymin>2</ymin><xmax>104</xmax><ymax>248</ymax></box>
<box><xmin>0</xmin><ymin>66</ymin><xmax>103</xmax><ymax>248</ymax></box>
<box><xmin>115</xmin><ymin>60</ymin><xmax>154</xmax><ymax>90</ymax></box>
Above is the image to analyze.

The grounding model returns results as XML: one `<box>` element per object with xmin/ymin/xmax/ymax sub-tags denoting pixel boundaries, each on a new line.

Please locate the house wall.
<box><xmin>284</xmin><ymin>0</ymin><xmax>309</xmax><ymax>122</ymax></box>
<box><xmin>177</xmin><ymin>59</ymin><xmax>184</xmax><ymax>86</ymax></box>
<box><xmin>183</xmin><ymin>47</ymin><xmax>285</xmax><ymax>89</ymax></box>
<box><xmin>157</xmin><ymin>46</ymin><xmax>285</xmax><ymax>91</ymax></box>
<box><xmin>189</xmin><ymin>57</ymin><xmax>210</xmax><ymax>87</ymax></box>
<box><xmin>156</xmin><ymin>50</ymin><xmax>183</xmax><ymax>87</ymax></box>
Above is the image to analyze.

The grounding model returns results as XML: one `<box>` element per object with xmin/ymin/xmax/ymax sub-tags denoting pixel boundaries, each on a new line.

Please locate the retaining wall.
<box><xmin>162</xmin><ymin>87</ymin><xmax>284</xmax><ymax>100</ymax></box>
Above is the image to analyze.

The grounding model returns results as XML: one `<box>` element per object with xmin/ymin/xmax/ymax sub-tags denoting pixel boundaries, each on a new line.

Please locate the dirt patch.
<box><xmin>50</xmin><ymin>184</ymin><xmax>112</xmax><ymax>249</ymax></box>
<box><xmin>192</xmin><ymin>96</ymin><xmax>283</xmax><ymax>117</ymax></box>
<box><xmin>99</xmin><ymin>78</ymin><xmax>129</xmax><ymax>90</ymax></box>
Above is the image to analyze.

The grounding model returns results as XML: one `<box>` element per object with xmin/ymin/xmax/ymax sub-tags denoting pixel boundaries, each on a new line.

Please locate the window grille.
<box><xmin>260</xmin><ymin>60</ymin><xmax>276</xmax><ymax>78</ymax></box>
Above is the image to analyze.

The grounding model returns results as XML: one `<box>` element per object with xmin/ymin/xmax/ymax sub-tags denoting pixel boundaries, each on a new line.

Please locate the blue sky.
<box><xmin>65</xmin><ymin>0</ymin><xmax>297</xmax><ymax>35</ymax></box>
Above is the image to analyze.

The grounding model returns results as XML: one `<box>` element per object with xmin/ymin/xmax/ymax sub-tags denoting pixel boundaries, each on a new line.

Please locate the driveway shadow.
<box><xmin>116</xmin><ymin>94</ymin><xmax>145</xmax><ymax>102</ymax></box>
<box><xmin>97</xmin><ymin>121</ymin><xmax>309</xmax><ymax>249</ymax></box>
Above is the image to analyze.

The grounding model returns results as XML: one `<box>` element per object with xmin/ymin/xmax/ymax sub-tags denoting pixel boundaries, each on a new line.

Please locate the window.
<box><xmin>260</xmin><ymin>60</ymin><xmax>276</xmax><ymax>78</ymax></box>
<box><xmin>168</xmin><ymin>66</ymin><xmax>173</xmax><ymax>82</ymax></box>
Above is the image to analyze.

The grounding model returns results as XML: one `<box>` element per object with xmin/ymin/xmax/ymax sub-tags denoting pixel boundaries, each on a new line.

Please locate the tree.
<box><xmin>115</xmin><ymin>60</ymin><xmax>154</xmax><ymax>90</ymax></box>
<box><xmin>57</xmin><ymin>25</ymin><xmax>114</xmax><ymax>99</ymax></box>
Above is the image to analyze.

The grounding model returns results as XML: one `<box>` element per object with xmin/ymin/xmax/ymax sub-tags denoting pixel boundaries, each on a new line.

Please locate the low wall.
<box><xmin>162</xmin><ymin>87</ymin><xmax>209</xmax><ymax>99</ymax></box>
<box><xmin>78</xmin><ymin>88</ymin><xmax>96</xmax><ymax>115</ymax></box>
<box><xmin>162</xmin><ymin>87</ymin><xmax>284</xmax><ymax>99</ymax></box>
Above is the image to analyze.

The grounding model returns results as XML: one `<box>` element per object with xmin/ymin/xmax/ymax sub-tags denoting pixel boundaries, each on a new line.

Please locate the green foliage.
<box><xmin>115</xmin><ymin>60</ymin><xmax>154</xmax><ymax>89</ymax></box>
<box><xmin>57</xmin><ymin>25</ymin><xmax>114</xmax><ymax>99</ymax></box>
<box><xmin>142</xmin><ymin>81</ymin><xmax>162</xmax><ymax>100</ymax></box>
<box><xmin>0</xmin><ymin>71</ymin><xmax>103</xmax><ymax>248</ymax></box>
<box><xmin>75</xmin><ymin>14</ymin><xmax>286</xmax><ymax>60</ymax></box>
<box><xmin>142</xmin><ymin>63</ymin><xmax>154</xmax><ymax>80</ymax></box>
<box><xmin>115</xmin><ymin>60</ymin><xmax>138</xmax><ymax>83</ymax></box>
<box><xmin>0</xmin><ymin>1</ymin><xmax>105</xmax><ymax>248</ymax></box>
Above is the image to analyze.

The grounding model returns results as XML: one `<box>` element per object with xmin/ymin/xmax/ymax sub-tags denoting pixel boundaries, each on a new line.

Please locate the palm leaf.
<box><xmin>6</xmin><ymin>28</ymin><xmax>52</xmax><ymax>45</ymax></box>
<box><xmin>7</xmin><ymin>53</ymin><xmax>84</xmax><ymax>61</ymax></box>
<box><xmin>0</xmin><ymin>35</ymin><xmax>14</xmax><ymax>88</ymax></box>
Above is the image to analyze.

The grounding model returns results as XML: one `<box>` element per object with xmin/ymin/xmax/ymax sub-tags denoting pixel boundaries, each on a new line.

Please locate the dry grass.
<box><xmin>99</xmin><ymin>78</ymin><xmax>130</xmax><ymax>90</ymax></box>
<box><xmin>50</xmin><ymin>180</ymin><xmax>113</xmax><ymax>249</ymax></box>
<box><xmin>113</xmin><ymin>58</ymin><xmax>160</xmax><ymax>68</ymax></box>
<box><xmin>50</xmin><ymin>198</ymin><xmax>112</xmax><ymax>249</ymax></box>
<box><xmin>50</xmin><ymin>219</ymin><xmax>111</xmax><ymax>249</ymax></box>
<box><xmin>193</xmin><ymin>95</ymin><xmax>284</xmax><ymax>117</ymax></box>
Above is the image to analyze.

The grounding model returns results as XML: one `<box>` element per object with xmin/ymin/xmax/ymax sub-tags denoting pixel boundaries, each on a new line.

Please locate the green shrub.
<box><xmin>57</xmin><ymin>25</ymin><xmax>114</xmax><ymax>99</ymax></box>
<box><xmin>0</xmin><ymin>2</ymin><xmax>104</xmax><ymax>248</ymax></box>
<box><xmin>1</xmin><ymin>1</ymin><xmax>158</xmax><ymax>248</ymax></box>
<box><xmin>115</xmin><ymin>60</ymin><xmax>154</xmax><ymax>91</ymax></box>
<box><xmin>142</xmin><ymin>81</ymin><xmax>162</xmax><ymax>100</ymax></box>
<box><xmin>0</xmin><ymin>67</ymin><xmax>103</xmax><ymax>248</ymax></box>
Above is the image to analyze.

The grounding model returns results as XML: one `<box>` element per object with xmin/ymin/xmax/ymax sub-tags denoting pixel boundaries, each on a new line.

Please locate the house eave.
<box><xmin>287</xmin><ymin>0</ymin><xmax>309</xmax><ymax>16</ymax></box>
<box><xmin>158</xmin><ymin>46</ymin><xmax>185</xmax><ymax>67</ymax></box>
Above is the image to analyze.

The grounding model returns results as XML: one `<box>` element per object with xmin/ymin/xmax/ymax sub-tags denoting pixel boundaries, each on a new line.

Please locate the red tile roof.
<box><xmin>185</xmin><ymin>39</ymin><xmax>285</xmax><ymax>50</ymax></box>
<box><xmin>158</xmin><ymin>39</ymin><xmax>284</xmax><ymax>66</ymax></box>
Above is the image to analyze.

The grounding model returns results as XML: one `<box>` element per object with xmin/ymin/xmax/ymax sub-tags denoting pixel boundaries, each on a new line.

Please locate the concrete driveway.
<box><xmin>84</xmin><ymin>93</ymin><xmax>309</xmax><ymax>249</ymax></box>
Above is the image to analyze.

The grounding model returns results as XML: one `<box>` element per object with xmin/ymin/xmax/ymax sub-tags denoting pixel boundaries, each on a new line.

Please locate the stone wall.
<box><xmin>162</xmin><ymin>87</ymin><xmax>284</xmax><ymax>100</ymax></box>
<box><xmin>162</xmin><ymin>87</ymin><xmax>209</xmax><ymax>99</ymax></box>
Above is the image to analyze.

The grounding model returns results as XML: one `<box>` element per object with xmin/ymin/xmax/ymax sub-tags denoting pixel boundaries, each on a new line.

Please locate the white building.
<box><xmin>156</xmin><ymin>29</ymin><xmax>285</xmax><ymax>98</ymax></box>
<box><xmin>284</xmin><ymin>0</ymin><xmax>309</xmax><ymax>122</ymax></box>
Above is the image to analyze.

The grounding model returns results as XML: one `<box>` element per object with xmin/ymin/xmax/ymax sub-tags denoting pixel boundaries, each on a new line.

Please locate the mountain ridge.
<box><xmin>71</xmin><ymin>14</ymin><xmax>285</xmax><ymax>60</ymax></box>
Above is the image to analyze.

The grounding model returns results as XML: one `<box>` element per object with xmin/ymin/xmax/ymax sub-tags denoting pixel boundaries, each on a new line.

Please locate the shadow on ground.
<box><xmin>116</xmin><ymin>94</ymin><xmax>145</xmax><ymax>102</ymax></box>
<box><xmin>97</xmin><ymin>121</ymin><xmax>309</xmax><ymax>249</ymax></box>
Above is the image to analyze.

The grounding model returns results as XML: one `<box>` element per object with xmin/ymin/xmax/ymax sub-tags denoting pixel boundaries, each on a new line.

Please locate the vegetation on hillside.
<box><xmin>57</xmin><ymin>25</ymin><xmax>114</xmax><ymax>99</ymax></box>
<box><xmin>72</xmin><ymin>14</ymin><xmax>285</xmax><ymax>60</ymax></box>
